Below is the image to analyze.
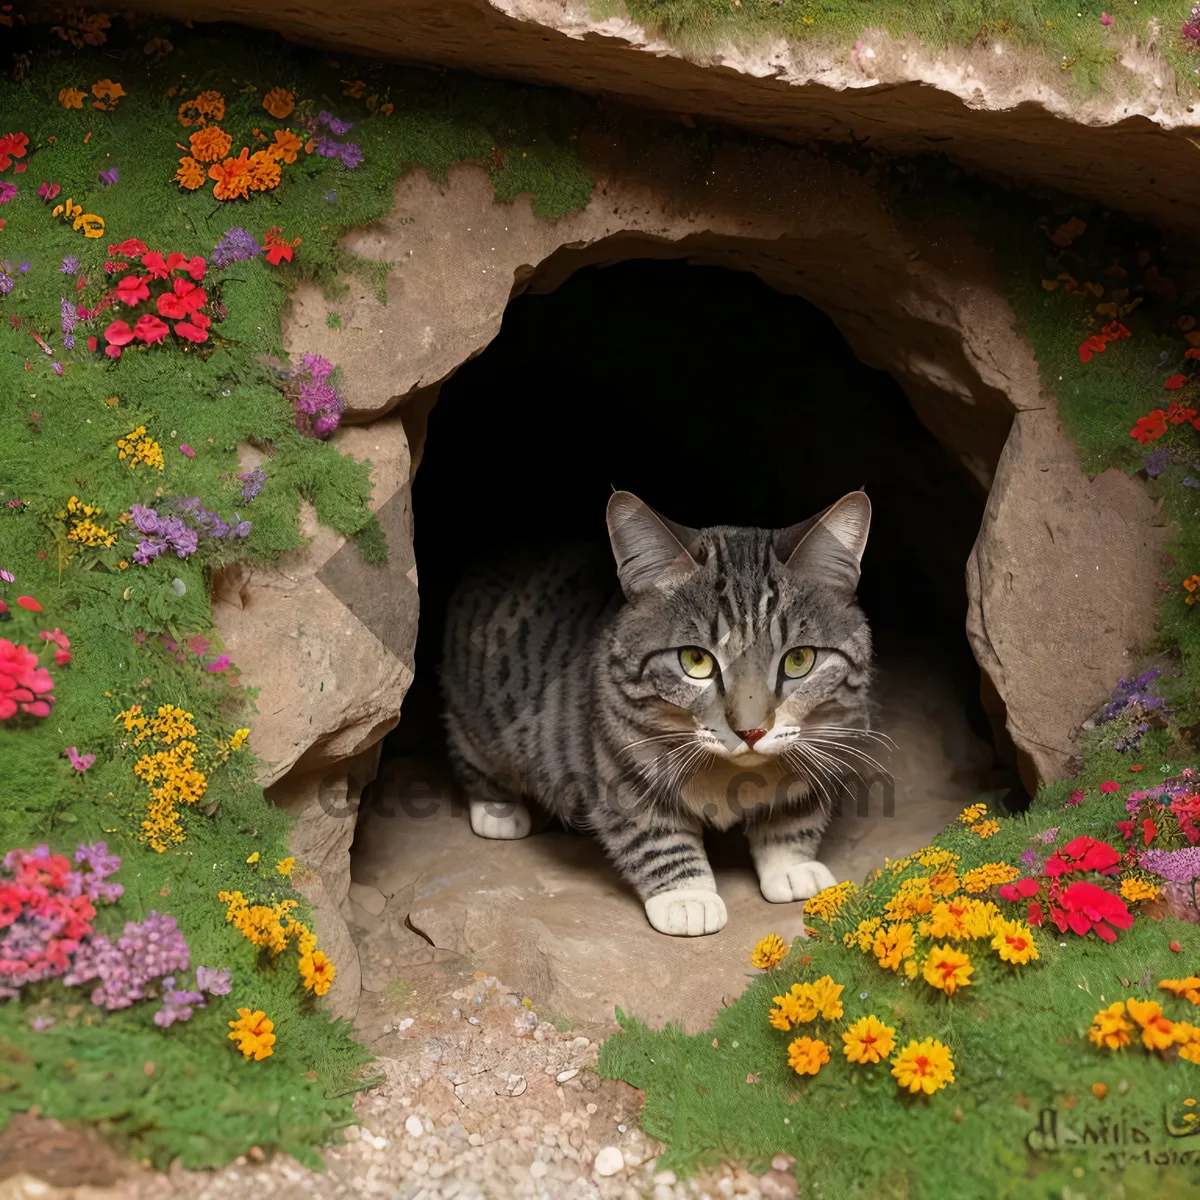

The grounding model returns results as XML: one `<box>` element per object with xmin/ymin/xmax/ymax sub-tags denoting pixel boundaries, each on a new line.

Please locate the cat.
<box><xmin>439</xmin><ymin>490</ymin><xmax>879</xmax><ymax>937</ymax></box>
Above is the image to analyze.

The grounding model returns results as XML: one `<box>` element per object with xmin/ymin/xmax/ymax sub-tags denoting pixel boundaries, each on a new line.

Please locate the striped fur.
<box><xmin>440</xmin><ymin>492</ymin><xmax>880</xmax><ymax>936</ymax></box>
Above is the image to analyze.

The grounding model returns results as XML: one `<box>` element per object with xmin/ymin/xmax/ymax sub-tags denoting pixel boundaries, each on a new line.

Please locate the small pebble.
<box><xmin>655</xmin><ymin>1169</ymin><xmax>677</xmax><ymax>1185</ymax></box>
<box><xmin>557</xmin><ymin>1069</ymin><xmax>580</xmax><ymax>1082</ymax></box>
<box><xmin>529</xmin><ymin>1161</ymin><xmax>548</xmax><ymax>1179</ymax></box>
<box><xmin>593</xmin><ymin>1146</ymin><xmax>625</xmax><ymax>1177</ymax></box>
<box><xmin>405</xmin><ymin>1115</ymin><xmax>424</xmax><ymax>1138</ymax></box>
<box><xmin>586</xmin><ymin>1103</ymin><xmax>598</xmax><ymax>1115</ymax></box>
<box><xmin>468</xmin><ymin>1133</ymin><xmax>484</xmax><ymax>1147</ymax></box>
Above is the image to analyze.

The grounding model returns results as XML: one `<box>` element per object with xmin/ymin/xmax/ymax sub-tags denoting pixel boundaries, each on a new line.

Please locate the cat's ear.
<box><xmin>606</xmin><ymin>491</ymin><xmax>702</xmax><ymax>599</ymax></box>
<box><xmin>783</xmin><ymin>490</ymin><xmax>871</xmax><ymax>594</ymax></box>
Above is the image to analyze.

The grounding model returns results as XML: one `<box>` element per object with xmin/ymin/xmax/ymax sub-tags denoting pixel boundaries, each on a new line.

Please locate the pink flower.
<box><xmin>205</xmin><ymin>655</ymin><xmax>231</xmax><ymax>672</ymax></box>
<box><xmin>62</xmin><ymin>747</ymin><xmax>96</xmax><ymax>771</ymax></box>
<box><xmin>1099</xmin><ymin>781</ymin><xmax>1121</xmax><ymax>794</ymax></box>
<box><xmin>1100</xmin><ymin>11</ymin><xmax>1113</xmax><ymax>25</ymax></box>
<box><xmin>132</xmin><ymin>314</ymin><xmax>170</xmax><ymax>345</ymax></box>
<box><xmin>1065</xmin><ymin>789</ymin><xmax>1086</xmax><ymax>807</ymax></box>
<box><xmin>0</xmin><ymin>638</ymin><xmax>56</xmax><ymax>720</ymax></box>
<box><xmin>179</xmin><ymin>444</ymin><xmax>195</xmax><ymax>457</ymax></box>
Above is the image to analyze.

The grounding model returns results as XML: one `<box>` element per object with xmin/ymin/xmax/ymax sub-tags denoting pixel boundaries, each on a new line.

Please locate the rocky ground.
<box><xmin>1</xmin><ymin>644</ymin><xmax>1006</xmax><ymax>1199</ymax></box>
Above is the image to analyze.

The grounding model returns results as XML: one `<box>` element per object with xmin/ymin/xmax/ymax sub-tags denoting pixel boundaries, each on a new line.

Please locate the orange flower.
<box><xmin>262</xmin><ymin>87</ymin><xmax>295</xmax><ymax>119</ymax></box>
<box><xmin>246</xmin><ymin>149</ymin><xmax>281</xmax><ymax>192</ymax></box>
<box><xmin>58</xmin><ymin>87</ymin><xmax>85</xmax><ymax>109</ymax></box>
<box><xmin>92</xmin><ymin>79</ymin><xmax>124</xmax><ymax>102</ymax></box>
<box><xmin>268</xmin><ymin>129</ymin><xmax>302</xmax><ymax>165</ymax></box>
<box><xmin>189</xmin><ymin>126</ymin><xmax>233</xmax><ymax>164</ymax></box>
<box><xmin>342</xmin><ymin>79</ymin><xmax>366</xmax><ymax>98</ymax></box>
<box><xmin>175</xmin><ymin>156</ymin><xmax>206</xmax><ymax>190</ymax></box>
<box><xmin>178</xmin><ymin>90</ymin><xmax>225</xmax><ymax>127</ymax></box>
<box><xmin>209</xmin><ymin>149</ymin><xmax>253</xmax><ymax>201</ymax></box>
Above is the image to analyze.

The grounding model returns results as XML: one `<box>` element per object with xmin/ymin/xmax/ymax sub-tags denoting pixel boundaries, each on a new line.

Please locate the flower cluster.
<box><xmin>219</xmin><ymin>889</ymin><xmax>335</xmax><ymax>996</ymax></box>
<box><xmin>1078</xmin><ymin>320</ymin><xmax>1130</xmax><ymax>364</ymax></box>
<box><xmin>1131</xmin><ymin>400</ymin><xmax>1200</xmax><ymax>445</ymax></box>
<box><xmin>211</xmin><ymin>227</ymin><xmax>260</xmax><ymax>268</ymax></box>
<box><xmin>116</xmin><ymin>426</ymin><xmax>165</xmax><ymax>472</ymax></box>
<box><xmin>1088</xmin><ymin>994</ymin><xmax>1200</xmax><ymax>1065</ymax></box>
<box><xmin>0</xmin><ymin>132</ymin><xmax>28</xmax><ymax>173</ymax></box>
<box><xmin>750</xmin><ymin>933</ymin><xmax>788</xmax><ymax>970</ymax></box>
<box><xmin>177</xmin><ymin>90</ymin><xmax>225</xmax><ymax>128</ymax></box>
<box><xmin>128</xmin><ymin>498</ymin><xmax>250</xmax><ymax>564</ymax></box>
<box><xmin>1121</xmin><ymin>769</ymin><xmax>1200</xmax><ymax>850</ymax></box>
<box><xmin>99</xmin><ymin>243</ymin><xmax>211</xmax><ymax>356</ymax></box>
<box><xmin>290</xmin><ymin>352</ymin><xmax>344</xmax><ymax>438</ymax></box>
<box><xmin>0</xmin><ymin>636</ymin><xmax>56</xmax><ymax>721</ymax></box>
<box><xmin>229</xmin><ymin>1008</ymin><xmax>276</xmax><ymax>1060</ymax></box>
<box><xmin>803</xmin><ymin>880</ymin><xmax>856</xmax><ymax>920</ymax></box>
<box><xmin>118</xmin><ymin>704</ymin><xmax>209</xmax><ymax>850</ymax></box>
<box><xmin>961</xmin><ymin>861</ymin><xmax>1021</xmax><ymax>893</ymax></box>
<box><xmin>0</xmin><ymin>843</ymin><xmax>123</xmax><ymax>997</ymax></box>
<box><xmin>50</xmin><ymin>195</ymin><xmax>105</xmax><ymax>239</ymax></box>
<box><xmin>308</xmin><ymin>110</ymin><xmax>362</xmax><ymax>169</ymax></box>
<box><xmin>1092</xmin><ymin>669</ymin><xmax>1171</xmax><ymax>753</ymax></box>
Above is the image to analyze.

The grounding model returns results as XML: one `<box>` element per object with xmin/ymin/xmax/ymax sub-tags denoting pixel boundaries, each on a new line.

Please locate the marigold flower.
<box><xmin>1126</xmin><ymin>998</ymin><xmax>1176</xmax><ymax>1051</ymax></box>
<box><xmin>961</xmin><ymin>862</ymin><xmax>1020</xmax><ymax>893</ymax></box>
<box><xmin>246</xmin><ymin>149</ymin><xmax>281</xmax><ymax>192</ymax></box>
<box><xmin>807</xmin><ymin>975</ymin><xmax>844</xmax><ymax>1020</ymax></box>
<box><xmin>842</xmin><ymin>1015</ymin><xmax>896</xmax><ymax>1065</ymax></box>
<box><xmin>189</xmin><ymin>126</ymin><xmax>233</xmax><ymax>164</ymax></box>
<box><xmin>262</xmin><ymin>87</ymin><xmax>295</xmax><ymax>119</ymax></box>
<box><xmin>928</xmin><ymin>898</ymin><xmax>998</xmax><ymax>941</ymax></box>
<box><xmin>958</xmin><ymin>803</ymin><xmax>987</xmax><ymax>825</ymax></box>
<box><xmin>92</xmin><ymin>79</ymin><xmax>124</xmax><ymax>102</ymax></box>
<box><xmin>1160</xmin><ymin>977</ymin><xmax>1200</xmax><ymax>1005</ymax></box>
<box><xmin>268</xmin><ymin>129</ymin><xmax>303</xmax><ymax>164</ymax></box>
<box><xmin>299</xmin><ymin>948</ymin><xmax>335</xmax><ymax>995</ymax></box>
<box><xmin>750</xmin><ymin>933</ymin><xmax>788</xmax><ymax>970</ymax></box>
<box><xmin>786</xmin><ymin>1036</ymin><xmax>829</xmax><ymax>1077</ymax></box>
<box><xmin>916</xmin><ymin>848</ymin><xmax>959</xmax><ymax>870</ymax></box>
<box><xmin>768</xmin><ymin>982</ymin><xmax>818</xmax><ymax>1030</ymax></box>
<box><xmin>1173</xmin><ymin>1021</ymin><xmax>1200</xmax><ymax>1064</ymax></box>
<box><xmin>991</xmin><ymin>918</ymin><xmax>1038</xmax><ymax>965</ymax></box>
<box><xmin>175</xmin><ymin>156</ymin><xmax>206</xmax><ymax>190</ymax></box>
<box><xmin>929</xmin><ymin>870</ymin><xmax>961</xmax><ymax>898</ymax></box>
<box><xmin>872</xmin><ymin>922</ymin><xmax>915</xmax><ymax>971</ymax></box>
<box><xmin>228</xmin><ymin>1008</ymin><xmax>275</xmax><ymax>1060</ymax></box>
<box><xmin>891</xmin><ymin>1038</ymin><xmax>955</xmax><ymax>1094</ymax></box>
<box><xmin>844</xmin><ymin>917</ymin><xmax>880</xmax><ymax>952</ymax></box>
<box><xmin>275</xmin><ymin>856</ymin><xmax>295</xmax><ymax>876</ymax></box>
<box><xmin>209</xmin><ymin>149</ymin><xmax>253</xmax><ymax>201</ymax></box>
<box><xmin>973</xmin><ymin>820</ymin><xmax>1000</xmax><ymax>839</ymax></box>
<box><xmin>178</xmin><ymin>90</ymin><xmax>225</xmax><ymax>127</ymax></box>
<box><xmin>230</xmin><ymin>728</ymin><xmax>250</xmax><ymax>750</ymax></box>
<box><xmin>58</xmin><ymin>87</ymin><xmax>85</xmax><ymax>109</ymax></box>
<box><xmin>1088</xmin><ymin>1001</ymin><xmax>1133</xmax><ymax>1050</ymax></box>
<box><xmin>923</xmin><ymin>944</ymin><xmax>973</xmax><ymax>995</ymax></box>
<box><xmin>1120</xmin><ymin>877</ymin><xmax>1161</xmax><ymax>903</ymax></box>
<box><xmin>885</xmin><ymin>877</ymin><xmax>934</xmax><ymax>921</ymax></box>
<box><xmin>804</xmin><ymin>880</ymin><xmax>855</xmax><ymax>920</ymax></box>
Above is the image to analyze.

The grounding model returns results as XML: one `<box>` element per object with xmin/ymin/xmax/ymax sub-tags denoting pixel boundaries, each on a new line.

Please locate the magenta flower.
<box><xmin>179</xmin><ymin>443</ymin><xmax>195</xmax><ymax>457</ymax></box>
<box><xmin>0</xmin><ymin>182</ymin><xmax>16</xmax><ymax>205</ymax></box>
<box><xmin>1100</xmin><ymin>11</ymin><xmax>1113</xmax><ymax>25</ymax></box>
<box><xmin>63</xmin><ymin>746</ymin><xmax>96</xmax><ymax>771</ymax></box>
<box><xmin>205</xmin><ymin>654</ymin><xmax>231</xmax><ymax>672</ymax></box>
<box><xmin>37</xmin><ymin>182</ymin><xmax>61</xmax><ymax>203</ymax></box>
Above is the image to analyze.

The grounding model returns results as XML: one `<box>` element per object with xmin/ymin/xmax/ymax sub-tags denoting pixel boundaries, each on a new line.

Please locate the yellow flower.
<box><xmin>189</xmin><ymin>126</ymin><xmax>233</xmax><ymax>164</ymax></box>
<box><xmin>246</xmin><ymin>852</ymin><xmax>260</xmax><ymax>864</ymax></box>
<box><xmin>991</xmin><ymin>918</ymin><xmax>1038</xmax><ymax>965</ymax></box>
<box><xmin>903</xmin><ymin>958</ymin><xmax>918</xmax><ymax>980</ymax></box>
<box><xmin>262</xmin><ymin>86</ymin><xmax>295</xmax><ymax>119</ymax></box>
<box><xmin>961</xmin><ymin>862</ymin><xmax>1020</xmax><ymax>893</ymax></box>
<box><xmin>228</xmin><ymin>1008</ymin><xmax>275</xmax><ymax>1060</ymax></box>
<box><xmin>804</xmin><ymin>880</ymin><xmax>855</xmax><ymax>920</ymax></box>
<box><xmin>872</xmin><ymin>922</ymin><xmax>915</xmax><ymax>971</ymax></box>
<box><xmin>1173</xmin><ymin>1022</ymin><xmax>1200</xmax><ymax>1064</ymax></box>
<box><xmin>1160</xmin><ymin>977</ymin><xmax>1200</xmax><ymax>1006</ymax></box>
<box><xmin>58</xmin><ymin>86</ymin><xmax>85</xmax><ymax>108</ymax></box>
<box><xmin>786</xmin><ymin>1036</ymin><xmax>829</xmax><ymax>1077</ymax></box>
<box><xmin>958</xmin><ymin>803</ymin><xmax>987</xmax><ymax>825</ymax></box>
<box><xmin>1120</xmin><ymin>877</ymin><xmax>1161</xmax><ymax>904</ymax></box>
<box><xmin>299</xmin><ymin>949</ymin><xmax>336</xmax><ymax>995</ymax></box>
<box><xmin>885</xmin><ymin>877</ymin><xmax>935</xmax><ymax>922</ymax></box>
<box><xmin>275</xmin><ymin>856</ymin><xmax>295</xmax><ymax>876</ymax></box>
<box><xmin>973</xmin><ymin>820</ymin><xmax>1000</xmax><ymax>839</ymax></box>
<box><xmin>807</xmin><ymin>975</ymin><xmax>844</xmax><ymax>1020</ymax></box>
<box><xmin>891</xmin><ymin>1038</ymin><xmax>955</xmax><ymax>1094</ymax></box>
<box><xmin>230</xmin><ymin>728</ymin><xmax>250</xmax><ymax>751</ymax></box>
<box><xmin>750</xmin><ymin>933</ymin><xmax>788</xmax><ymax>970</ymax></box>
<box><xmin>923</xmin><ymin>944</ymin><xmax>973</xmax><ymax>996</ymax></box>
<box><xmin>116</xmin><ymin>426</ymin><xmax>164</xmax><ymax>472</ymax></box>
<box><xmin>175</xmin><ymin>156</ymin><xmax>206</xmax><ymax>190</ymax></box>
<box><xmin>1126</xmin><ymin>998</ymin><xmax>1176</xmax><ymax>1051</ymax></box>
<box><xmin>1087</xmin><ymin>1001</ymin><xmax>1133</xmax><ymax>1051</ymax></box>
<box><xmin>844</xmin><ymin>917</ymin><xmax>880</xmax><ymax>952</ymax></box>
<box><xmin>927</xmin><ymin>898</ymin><xmax>997</xmax><ymax>941</ymax></box>
<box><xmin>916</xmin><ymin>848</ymin><xmax>959</xmax><ymax>870</ymax></box>
<box><xmin>842</xmin><ymin>1015</ymin><xmax>896</xmax><ymax>1065</ymax></box>
<box><xmin>768</xmin><ymin>983</ymin><xmax>818</xmax><ymax>1030</ymax></box>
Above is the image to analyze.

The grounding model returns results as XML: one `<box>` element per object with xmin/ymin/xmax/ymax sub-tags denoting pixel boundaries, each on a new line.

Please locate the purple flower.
<box><xmin>196</xmin><ymin>965</ymin><xmax>232</xmax><ymax>995</ymax></box>
<box><xmin>0</xmin><ymin>182</ymin><xmax>16</xmax><ymax>205</ymax></box>
<box><xmin>98</xmin><ymin>168</ymin><xmax>119</xmax><ymax>186</ymax></box>
<box><xmin>323</xmin><ymin>190</ymin><xmax>338</xmax><ymax>201</ymax></box>
<box><xmin>211</xmin><ymin>227</ymin><xmax>261</xmax><ymax>268</ymax></box>
<box><xmin>63</xmin><ymin>746</ymin><xmax>96</xmax><ymax>771</ymax></box>
<box><xmin>318</xmin><ymin>111</ymin><xmax>353</xmax><ymax>136</ymax></box>
<box><xmin>0</xmin><ymin>569</ymin><xmax>13</xmax><ymax>583</ymax></box>
<box><xmin>1100</xmin><ymin>11</ymin><xmax>1113</xmax><ymax>26</ymax></box>
<box><xmin>154</xmin><ymin>978</ymin><xmax>205</xmax><ymax>1027</ymax></box>
<box><xmin>205</xmin><ymin>655</ymin><xmax>231</xmax><ymax>672</ymax></box>
<box><xmin>27</xmin><ymin>1015</ymin><xmax>56</xmax><ymax>1032</ymax></box>
<box><xmin>61</xmin><ymin>298</ymin><xmax>77</xmax><ymax>350</ymax></box>
<box><xmin>73</xmin><ymin>842</ymin><xmax>124</xmax><ymax>902</ymax></box>
<box><xmin>239</xmin><ymin>466</ymin><xmax>266</xmax><ymax>502</ymax></box>
<box><xmin>1144</xmin><ymin>447</ymin><xmax>1174</xmax><ymax>477</ymax></box>
<box><xmin>337</xmin><ymin>143</ymin><xmax>363</xmax><ymax>169</ymax></box>
<box><xmin>1185</xmin><ymin>478</ymin><xmax>1200</xmax><ymax>489</ymax></box>
<box><xmin>1141</xmin><ymin>847</ymin><xmax>1200</xmax><ymax>883</ymax></box>
<box><xmin>0</xmin><ymin>272</ymin><xmax>12</xmax><ymax>297</ymax></box>
<box><xmin>1032</xmin><ymin>826</ymin><xmax>1061</xmax><ymax>844</ymax></box>
<box><xmin>52</xmin><ymin>363</ymin><xmax>63</xmax><ymax>377</ymax></box>
<box><xmin>60</xmin><ymin>255</ymin><xmax>81</xmax><ymax>275</ymax></box>
<box><xmin>1019</xmin><ymin>849</ymin><xmax>1041</xmax><ymax>871</ymax></box>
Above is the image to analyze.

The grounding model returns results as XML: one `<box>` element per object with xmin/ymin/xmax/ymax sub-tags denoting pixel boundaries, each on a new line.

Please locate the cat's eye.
<box><xmin>782</xmin><ymin>647</ymin><xmax>816</xmax><ymax>679</ymax></box>
<box><xmin>678</xmin><ymin>647</ymin><xmax>716</xmax><ymax>680</ymax></box>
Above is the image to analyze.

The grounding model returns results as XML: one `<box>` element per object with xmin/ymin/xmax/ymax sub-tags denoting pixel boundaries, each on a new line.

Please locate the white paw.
<box><xmin>644</xmin><ymin>888</ymin><xmax>728</xmax><ymax>937</ymax></box>
<box><xmin>469</xmin><ymin>797</ymin><xmax>533</xmax><ymax>840</ymax></box>
<box><xmin>759</xmin><ymin>860</ymin><xmax>838</xmax><ymax>904</ymax></box>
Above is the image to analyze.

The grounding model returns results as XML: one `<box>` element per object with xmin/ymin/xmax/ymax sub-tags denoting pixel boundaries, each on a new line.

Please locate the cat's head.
<box><xmin>605</xmin><ymin>490</ymin><xmax>874</xmax><ymax>770</ymax></box>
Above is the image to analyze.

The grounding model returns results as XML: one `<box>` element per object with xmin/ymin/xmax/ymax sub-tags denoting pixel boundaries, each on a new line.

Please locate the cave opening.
<box><xmin>360</xmin><ymin>258</ymin><xmax>1021</xmax><ymax>896</ymax></box>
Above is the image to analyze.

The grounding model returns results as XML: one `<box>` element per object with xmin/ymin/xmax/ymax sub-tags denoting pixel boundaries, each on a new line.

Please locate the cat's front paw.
<box><xmin>759</xmin><ymin>860</ymin><xmax>837</xmax><ymax>904</ymax></box>
<box><xmin>469</xmin><ymin>797</ymin><xmax>533</xmax><ymax>840</ymax></box>
<box><xmin>644</xmin><ymin>888</ymin><xmax>728</xmax><ymax>937</ymax></box>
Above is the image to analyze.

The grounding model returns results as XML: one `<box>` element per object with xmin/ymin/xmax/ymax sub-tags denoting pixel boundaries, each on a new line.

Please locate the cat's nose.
<box><xmin>737</xmin><ymin>729</ymin><xmax>767</xmax><ymax>748</ymax></box>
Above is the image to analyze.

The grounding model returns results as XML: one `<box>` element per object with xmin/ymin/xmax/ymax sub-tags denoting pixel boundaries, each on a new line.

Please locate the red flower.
<box><xmin>1187</xmin><ymin>349</ymin><xmax>1200</xmax><ymax>361</ymax></box>
<box><xmin>107</xmin><ymin>238</ymin><xmax>147</xmax><ymax>257</ymax></box>
<box><xmin>1116</xmin><ymin>819</ymin><xmax>1135</xmax><ymax>840</ymax></box>
<box><xmin>1131</xmin><ymin>411</ymin><xmax>1168</xmax><ymax>444</ymax></box>
<box><xmin>1027</xmin><ymin>901</ymin><xmax>1044</xmax><ymax>927</ymax></box>
<box><xmin>184</xmin><ymin>255</ymin><xmax>207</xmax><ymax>280</ymax></box>
<box><xmin>111</xmin><ymin>274</ymin><xmax>150</xmax><ymax>306</ymax></box>
<box><xmin>173</xmin><ymin>321</ymin><xmax>209</xmax><ymax>344</ymax></box>
<box><xmin>1101</xmin><ymin>322</ymin><xmax>1131</xmax><ymax>341</ymax></box>
<box><xmin>1049</xmin><ymin>881</ymin><xmax>1134</xmax><ymax>944</ymax></box>
<box><xmin>1099</xmin><ymin>781</ymin><xmax>1121</xmax><ymax>794</ymax></box>
<box><xmin>1166</xmin><ymin>374</ymin><xmax>1188</xmax><ymax>390</ymax></box>
<box><xmin>86</xmin><ymin>336</ymin><xmax>98</xmax><ymax>352</ymax></box>
<box><xmin>1172</xmin><ymin>940</ymin><xmax>1183</xmax><ymax>952</ymax></box>
<box><xmin>1066</xmin><ymin>789</ymin><xmax>1086</xmax><ymax>806</ymax></box>
<box><xmin>15</xmin><ymin>596</ymin><xmax>42</xmax><ymax>612</ymax></box>
<box><xmin>265</xmin><ymin>242</ymin><xmax>294</xmax><ymax>265</ymax></box>
<box><xmin>103</xmin><ymin>319</ymin><xmax>135</xmax><ymax>347</ymax></box>
<box><xmin>1142</xmin><ymin>817</ymin><xmax>1158</xmax><ymax>846</ymax></box>
<box><xmin>1079</xmin><ymin>334</ymin><xmax>1109</xmax><ymax>363</ymax></box>
<box><xmin>133</xmin><ymin>314</ymin><xmax>170</xmax><ymax>345</ymax></box>
<box><xmin>999</xmin><ymin>876</ymin><xmax>1041</xmax><ymax>902</ymax></box>
<box><xmin>0</xmin><ymin>636</ymin><xmax>56</xmax><ymax>720</ymax></box>
<box><xmin>1045</xmin><ymin>835</ymin><xmax>1121</xmax><ymax>877</ymax></box>
<box><xmin>1168</xmin><ymin>402</ymin><xmax>1199</xmax><ymax>424</ymax></box>
<box><xmin>0</xmin><ymin>132</ymin><xmax>29</xmax><ymax>172</ymax></box>
<box><xmin>141</xmin><ymin>250</ymin><xmax>170</xmax><ymax>279</ymax></box>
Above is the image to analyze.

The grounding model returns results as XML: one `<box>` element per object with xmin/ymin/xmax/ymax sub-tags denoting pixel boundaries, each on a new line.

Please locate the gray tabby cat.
<box><xmin>440</xmin><ymin>490</ymin><xmax>878</xmax><ymax>937</ymax></box>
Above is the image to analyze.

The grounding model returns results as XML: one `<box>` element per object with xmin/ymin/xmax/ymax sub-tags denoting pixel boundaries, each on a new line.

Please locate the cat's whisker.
<box><xmin>804</xmin><ymin>724</ymin><xmax>897</xmax><ymax>750</ymax></box>
<box><xmin>782</xmin><ymin>744</ymin><xmax>840</xmax><ymax>813</ymax></box>
<box><xmin>800</xmin><ymin>736</ymin><xmax>893</xmax><ymax>779</ymax></box>
<box><xmin>617</xmin><ymin>731</ymin><xmax>694</xmax><ymax>758</ymax></box>
<box><xmin>801</xmin><ymin>741</ymin><xmax>866</xmax><ymax>790</ymax></box>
